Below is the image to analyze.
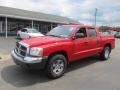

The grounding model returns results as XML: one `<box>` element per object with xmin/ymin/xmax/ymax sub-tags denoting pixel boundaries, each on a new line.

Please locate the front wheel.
<box><xmin>100</xmin><ymin>46</ymin><xmax>111</xmax><ymax>60</ymax></box>
<box><xmin>45</xmin><ymin>54</ymin><xmax>67</xmax><ymax>79</ymax></box>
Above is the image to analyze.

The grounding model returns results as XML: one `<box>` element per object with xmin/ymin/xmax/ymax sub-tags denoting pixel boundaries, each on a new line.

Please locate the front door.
<box><xmin>72</xmin><ymin>27</ymin><xmax>90</xmax><ymax>61</ymax></box>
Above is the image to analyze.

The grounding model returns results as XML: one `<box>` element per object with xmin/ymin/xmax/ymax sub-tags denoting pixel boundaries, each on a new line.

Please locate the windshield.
<box><xmin>46</xmin><ymin>26</ymin><xmax>74</xmax><ymax>38</ymax></box>
<box><xmin>28</xmin><ymin>29</ymin><xmax>39</xmax><ymax>33</ymax></box>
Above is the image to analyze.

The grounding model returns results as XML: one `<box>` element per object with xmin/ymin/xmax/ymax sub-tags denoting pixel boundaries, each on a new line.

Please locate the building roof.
<box><xmin>0</xmin><ymin>6</ymin><xmax>79</xmax><ymax>24</ymax></box>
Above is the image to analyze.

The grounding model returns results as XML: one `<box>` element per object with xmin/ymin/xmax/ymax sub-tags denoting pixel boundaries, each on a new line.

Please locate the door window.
<box><xmin>75</xmin><ymin>27</ymin><xmax>87</xmax><ymax>38</ymax></box>
<box><xmin>88</xmin><ymin>28</ymin><xmax>97</xmax><ymax>37</ymax></box>
<box><xmin>21</xmin><ymin>29</ymin><xmax>27</xmax><ymax>32</ymax></box>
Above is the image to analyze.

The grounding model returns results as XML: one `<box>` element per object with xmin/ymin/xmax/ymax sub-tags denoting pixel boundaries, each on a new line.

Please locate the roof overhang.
<box><xmin>0</xmin><ymin>14</ymin><xmax>70</xmax><ymax>24</ymax></box>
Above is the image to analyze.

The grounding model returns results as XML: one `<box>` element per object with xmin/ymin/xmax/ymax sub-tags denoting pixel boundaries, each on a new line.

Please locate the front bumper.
<box><xmin>11</xmin><ymin>50</ymin><xmax>48</xmax><ymax>69</ymax></box>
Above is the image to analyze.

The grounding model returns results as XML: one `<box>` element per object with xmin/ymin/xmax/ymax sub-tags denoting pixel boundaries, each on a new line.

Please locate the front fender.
<box><xmin>42</xmin><ymin>42</ymin><xmax>73</xmax><ymax>61</ymax></box>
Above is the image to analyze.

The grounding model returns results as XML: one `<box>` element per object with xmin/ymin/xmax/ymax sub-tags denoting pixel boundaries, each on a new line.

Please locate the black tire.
<box><xmin>100</xmin><ymin>46</ymin><xmax>111</xmax><ymax>60</ymax></box>
<box><xmin>45</xmin><ymin>54</ymin><xmax>67</xmax><ymax>79</ymax></box>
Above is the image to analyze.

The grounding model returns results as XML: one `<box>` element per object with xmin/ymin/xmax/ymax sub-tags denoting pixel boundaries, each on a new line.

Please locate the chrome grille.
<box><xmin>15</xmin><ymin>42</ymin><xmax>27</xmax><ymax>57</ymax></box>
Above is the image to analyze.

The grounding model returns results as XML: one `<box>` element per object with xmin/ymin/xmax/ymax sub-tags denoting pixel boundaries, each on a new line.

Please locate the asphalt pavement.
<box><xmin>0</xmin><ymin>37</ymin><xmax>120</xmax><ymax>90</ymax></box>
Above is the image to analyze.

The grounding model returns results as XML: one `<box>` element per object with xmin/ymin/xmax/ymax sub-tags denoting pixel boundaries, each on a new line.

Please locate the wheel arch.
<box><xmin>47</xmin><ymin>50</ymin><xmax>69</xmax><ymax>63</ymax></box>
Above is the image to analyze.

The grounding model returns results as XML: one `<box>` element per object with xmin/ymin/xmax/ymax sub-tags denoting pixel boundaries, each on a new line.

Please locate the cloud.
<box><xmin>0</xmin><ymin>0</ymin><xmax>120</xmax><ymax>26</ymax></box>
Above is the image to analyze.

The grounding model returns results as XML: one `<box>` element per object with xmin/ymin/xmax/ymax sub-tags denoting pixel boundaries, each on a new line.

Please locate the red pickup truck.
<box><xmin>11</xmin><ymin>24</ymin><xmax>115</xmax><ymax>78</ymax></box>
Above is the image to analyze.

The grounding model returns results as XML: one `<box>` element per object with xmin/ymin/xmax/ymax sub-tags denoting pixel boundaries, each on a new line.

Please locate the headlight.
<box><xmin>30</xmin><ymin>47</ymin><xmax>43</xmax><ymax>56</ymax></box>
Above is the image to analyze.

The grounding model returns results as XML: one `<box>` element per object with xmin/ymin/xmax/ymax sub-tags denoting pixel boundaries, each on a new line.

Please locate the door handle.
<box><xmin>84</xmin><ymin>41</ymin><xmax>89</xmax><ymax>44</ymax></box>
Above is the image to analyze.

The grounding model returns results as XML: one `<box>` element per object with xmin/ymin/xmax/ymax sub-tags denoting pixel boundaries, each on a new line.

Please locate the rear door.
<box><xmin>86</xmin><ymin>27</ymin><xmax>101</xmax><ymax>55</ymax></box>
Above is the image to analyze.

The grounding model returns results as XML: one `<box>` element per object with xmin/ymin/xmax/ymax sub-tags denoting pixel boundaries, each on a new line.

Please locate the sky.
<box><xmin>0</xmin><ymin>0</ymin><xmax>120</xmax><ymax>26</ymax></box>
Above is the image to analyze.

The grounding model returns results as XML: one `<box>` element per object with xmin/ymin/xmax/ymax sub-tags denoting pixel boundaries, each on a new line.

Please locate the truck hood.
<box><xmin>22</xmin><ymin>36</ymin><xmax>69</xmax><ymax>47</ymax></box>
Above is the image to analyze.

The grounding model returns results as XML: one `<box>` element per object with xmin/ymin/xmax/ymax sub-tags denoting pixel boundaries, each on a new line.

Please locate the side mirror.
<box><xmin>75</xmin><ymin>33</ymin><xmax>85</xmax><ymax>38</ymax></box>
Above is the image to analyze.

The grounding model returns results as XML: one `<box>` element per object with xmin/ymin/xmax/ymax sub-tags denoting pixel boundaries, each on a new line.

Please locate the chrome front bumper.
<box><xmin>11</xmin><ymin>50</ymin><xmax>47</xmax><ymax>69</ymax></box>
<box><xmin>11</xmin><ymin>50</ymin><xmax>43</xmax><ymax>63</ymax></box>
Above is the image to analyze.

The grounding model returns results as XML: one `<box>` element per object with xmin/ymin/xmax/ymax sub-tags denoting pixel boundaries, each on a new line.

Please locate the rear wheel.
<box><xmin>45</xmin><ymin>54</ymin><xmax>67</xmax><ymax>79</ymax></box>
<box><xmin>100</xmin><ymin>46</ymin><xmax>111</xmax><ymax>60</ymax></box>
